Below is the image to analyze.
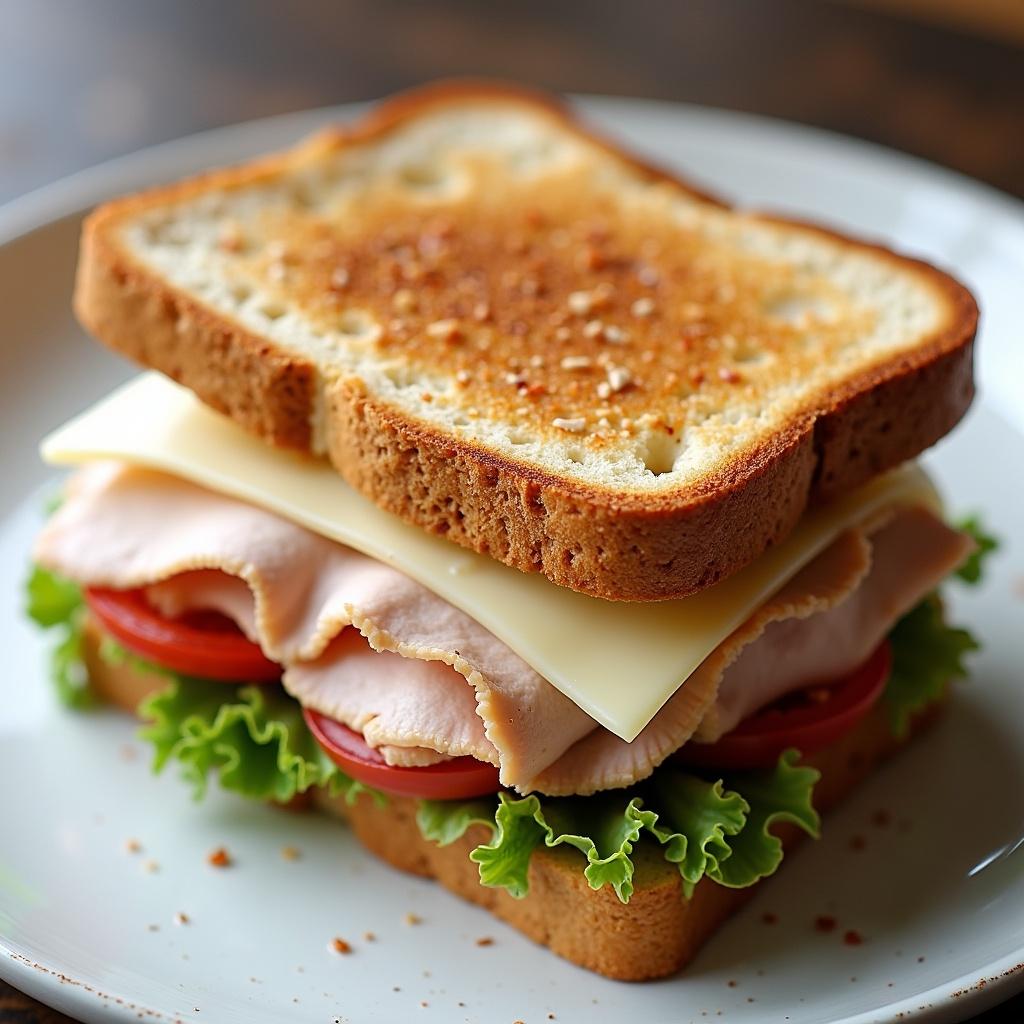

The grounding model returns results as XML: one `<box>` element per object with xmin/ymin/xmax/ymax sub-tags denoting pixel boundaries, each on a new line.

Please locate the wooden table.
<box><xmin>1</xmin><ymin>1</ymin><xmax>1021</xmax><ymax>1020</ymax></box>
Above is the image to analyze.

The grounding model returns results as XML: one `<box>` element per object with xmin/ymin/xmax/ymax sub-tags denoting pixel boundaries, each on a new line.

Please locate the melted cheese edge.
<box><xmin>41</xmin><ymin>373</ymin><xmax>943</xmax><ymax>742</ymax></box>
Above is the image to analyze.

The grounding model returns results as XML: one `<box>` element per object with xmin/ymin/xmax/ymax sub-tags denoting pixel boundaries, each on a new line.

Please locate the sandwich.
<box><xmin>26</xmin><ymin>82</ymin><xmax>995</xmax><ymax>981</ymax></box>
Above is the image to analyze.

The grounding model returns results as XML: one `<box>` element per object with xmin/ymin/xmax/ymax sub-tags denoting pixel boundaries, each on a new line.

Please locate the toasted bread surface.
<box><xmin>83</xmin><ymin>614</ymin><xmax>939</xmax><ymax>980</ymax></box>
<box><xmin>75</xmin><ymin>81</ymin><xmax>976</xmax><ymax>599</ymax></box>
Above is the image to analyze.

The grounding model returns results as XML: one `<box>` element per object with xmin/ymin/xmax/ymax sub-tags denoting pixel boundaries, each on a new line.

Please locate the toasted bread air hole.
<box><xmin>287</xmin><ymin>183</ymin><xmax>318</xmax><ymax>211</ymax></box>
<box><xmin>566</xmin><ymin>448</ymin><xmax>585</xmax><ymax>465</ymax></box>
<box><xmin>147</xmin><ymin>222</ymin><xmax>188</xmax><ymax>247</ymax></box>
<box><xmin>381</xmin><ymin>364</ymin><xmax>448</xmax><ymax>396</ymax></box>
<box><xmin>382</xmin><ymin>365</ymin><xmax>417</xmax><ymax>389</ymax></box>
<box><xmin>399</xmin><ymin>164</ymin><xmax>449</xmax><ymax>190</ymax></box>
<box><xmin>229</xmin><ymin>282</ymin><xmax>253</xmax><ymax>304</ymax></box>
<box><xmin>510</xmin><ymin>139</ymin><xmax>560</xmax><ymax>173</ymax></box>
<box><xmin>734</xmin><ymin>344</ymin><xmax>771</xmax><ymax>366</ymax></box>
<box><xmin>641</xmin><ymin>433</ymin><xmax>681</xmax><ymax>476</ymax></box>
<box><xmin>337</xmin><ymin>309</ymin><xmax>380</xmax><ymax>341</ymax></box>
<box><xmin>259</xmin><ymin>301</ymin><xmax>287</xmax><ymax>321</ymax></box>
<box><xmin>765</xmin><ymin>293</ymin><xmax>834</xmax><ymax>323</ymax></box>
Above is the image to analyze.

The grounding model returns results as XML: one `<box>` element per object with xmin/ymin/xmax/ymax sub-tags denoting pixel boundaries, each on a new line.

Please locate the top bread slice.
<box><xmin>73</xmin><ymin>81</ymin><xmax>977</xmax><ymax>601</ymax></box>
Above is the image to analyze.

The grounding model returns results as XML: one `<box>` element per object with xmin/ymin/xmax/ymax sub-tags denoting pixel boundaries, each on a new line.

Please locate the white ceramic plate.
<box><xmin>1</xmin><ymin>97</ymin><xmax>1023</xmax><ymax>1024</ymax></box>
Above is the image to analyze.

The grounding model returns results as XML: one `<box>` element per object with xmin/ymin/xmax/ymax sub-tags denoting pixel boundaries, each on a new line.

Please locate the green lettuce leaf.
<box><xmin>416</xmin><ymin>797</ymin><xmax>495</xmax><ymax>846</ymax></box>
<box><xmin>955</xmin><ymin>515</ymin><xmax>999</xmax><ymax>585</ymax></box>
<box><xmin>419</xmin><ymin>750</ymin><xmax>818</xmax><ymax>904</ymax></box>
<box><xmin>420</xmin><ymin>793</ymin><xmax>662</xmax><ymax>900</ymax></box>
<box><xmin>25</xmin><ymin>564</ymin><xmax>82</xmax><ymax>627</ymax></box>
<box><xmin>24</xmin><ymin>565</ymin><xmax>94</xmax><ymax>709</ymax></box>
<box><xmin>478</xmin><ymin>792</ymin><xmax>657</xmax><ymax>901</ymax></box>
<box><xmin>138</xmin><ymin>673</ymin><xmax>368</xmax><ymax>805</ymax></box>
<box><xmin>644</xmin><ymin>771</ymin><xmax>747</xmax><ymax>895</ymax></box>
<box><xmin>708</xmin><ymin>750</ymin><xmax>820</xmax><ymax>888</ymax></box>
<box><xmin>885</xmin><ymin>595</ymin><xmax>978</xmax><ymax>736</ymax></box>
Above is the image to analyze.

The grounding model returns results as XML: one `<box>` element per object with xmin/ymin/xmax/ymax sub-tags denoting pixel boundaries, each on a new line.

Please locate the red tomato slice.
<box><xmin>675</xmin><ymin>640</ymin><xmax>892</xmax><ymax>772</ymax></box>
<box><xmin>84</xmin><ymin>587</ymin><xmax>281</xmax><ymax>683</ymax></box>
<box><xmin>303</xmin><ymin>708</ymin><xmax>501</xmax><ymax>800</ymax></box>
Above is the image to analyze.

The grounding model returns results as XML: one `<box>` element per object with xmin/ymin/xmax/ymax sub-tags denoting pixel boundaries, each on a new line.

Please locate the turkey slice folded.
<box><xmin>35</xmin><ymin>462</ymin><xmax>971</xmax><ymax>796</ymax></box>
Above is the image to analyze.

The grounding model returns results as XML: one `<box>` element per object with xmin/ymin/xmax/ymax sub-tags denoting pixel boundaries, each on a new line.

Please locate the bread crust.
<box><xmin>325</xmin><ymin>699</ymin><xmax>939</xmax><ymax>980</ymax></box>
<box><xmin>82</xmin><ymin>614</ymin><xmax>941</xmax><ymax>981</ymax></box>
<box><xmin>74</xmin><ymin>81</ymin><xmax>977</xmax><ymax>601</ymax></box>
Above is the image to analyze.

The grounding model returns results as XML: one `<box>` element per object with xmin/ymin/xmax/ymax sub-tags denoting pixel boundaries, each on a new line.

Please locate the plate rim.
<box><xmin>2</xmin><ymin>94</ymin><xmax>1023</xmax><ymax>1024</ymax></box>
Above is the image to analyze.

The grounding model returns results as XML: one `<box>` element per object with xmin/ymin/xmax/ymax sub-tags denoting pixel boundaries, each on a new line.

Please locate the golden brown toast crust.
<box><xmin>74</xmin><ymin>81</ymin><xmax>977</xmax><ymax>600</ymax></box>
<box><xmin>82</xmin><ymin>614</ymin><xmax>939</xmax><ymax>980</ymax></box>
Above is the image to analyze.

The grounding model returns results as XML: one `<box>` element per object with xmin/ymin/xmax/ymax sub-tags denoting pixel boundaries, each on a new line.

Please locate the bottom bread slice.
<box><xmin>316</xmin><ymin>701</ymin><xmax>939</xmax><ymax>981</ymax></box>
<box><xmin>81</xmin><ymin>616</ymin><xmax>940</xmax><ymax>981</ymax></box>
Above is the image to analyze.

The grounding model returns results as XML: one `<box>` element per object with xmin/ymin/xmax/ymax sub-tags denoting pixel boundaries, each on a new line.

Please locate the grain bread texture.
<box><xmin>322</xmin><ymin>701</ymin><xmax>938</xmax><ymax>981</ymax></box>
<box><xmin>74</xmin><ymin>81</ymin><xmax>977</xmax><ymax>600</ymax></box>
<box><xmin>82</xmin><ymin>614</ymin><xmax>939</xmax><ymax>980</ymax></box>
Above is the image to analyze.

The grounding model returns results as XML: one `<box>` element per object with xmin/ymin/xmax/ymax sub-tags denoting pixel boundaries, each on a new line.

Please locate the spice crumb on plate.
<box><xmin>814</xmin><ymin>915</ymin><xmax>837</xmax><ymax>933</ymax></box>
<box><xmin>207</xmin><ymin>846</ymin><xmax>232</xmax><ymax>867</ymax></box>
<box><xmin>475</xmin><ymin>937</ymin><xmax>494</xmax><ymax>947</ymax></box>
<box><xmin>142</xmin><ymin>858</ymin><xmax>159</xmax><ymax>873</ymax></box>
<box><xmin>124</xmin><ymin>837</ymin><xmax>142</xmax><ymax>854</ymax></box>
<box><xmin>280</xmin><ymin>845</ymin><xmax>301</xmax><ymax>861</ymax></box>
<box><xmin>404</xmin><ymin>912</ymin><xmax>422</xmax><ymax>926</ymax></box>
<box><xmin>330</xmin><ymin>937</ymin><xmax>352</xmax><ymax>955</ymax></box>
<box><xmin>173</xmin><ymin>911</ymin><xmax>190</xmax><ymax>926</ymax></box>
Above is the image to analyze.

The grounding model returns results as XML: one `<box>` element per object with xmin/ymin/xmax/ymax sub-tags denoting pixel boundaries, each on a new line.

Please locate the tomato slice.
<box><xmin>303</xmin><ymin>708</ymin><xmax>501</xmax><ymax>800</ymax></box>
<box><xmin>675</xmin><ymin>640</ymin><xmax>892</xmax><ymax>772</ymax></box>
<box><xmin>84</xmin><ymin>587</ymin><xmax>281</xmax><ymax>683</ymax></box>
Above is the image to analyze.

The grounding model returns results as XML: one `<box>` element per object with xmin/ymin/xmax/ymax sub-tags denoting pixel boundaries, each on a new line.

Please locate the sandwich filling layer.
<box><xmin>34</xmin><ymin>461</ymin><xmax>970</xmax><ymax>796</ymax></box>
<box><xmin>39</xmin><ymin>372</ymin><xmax>954</xmax><ymax>742</ymax></box>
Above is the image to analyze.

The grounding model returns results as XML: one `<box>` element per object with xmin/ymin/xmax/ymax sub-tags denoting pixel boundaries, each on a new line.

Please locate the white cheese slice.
<box><xmin>41</xmin><ymin>373</ymin><xmax>942</xmax><ymax>743</ymax></box>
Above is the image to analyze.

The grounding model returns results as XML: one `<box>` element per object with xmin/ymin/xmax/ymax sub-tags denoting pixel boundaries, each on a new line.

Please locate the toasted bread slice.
<box><xmin>82</xmin><ymin>613</ymin><xmax>942</xmax><ymax>980</ymax></box>
<box><xmin>74</xmin><ymin>81</ymin><xmax>976</xmax><ymax>600</ymax></box>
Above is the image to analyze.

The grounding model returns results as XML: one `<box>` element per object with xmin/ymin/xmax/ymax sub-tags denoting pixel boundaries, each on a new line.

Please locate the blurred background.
<box><xmin>1</xmin><ymin>1</ymin><xmax>1022</xmax><ymax>1021</ymax></box>
<box><xmin>1</xmin><ymin>0</ymin><xmax>1023</xmax><ymax>207</ymax></box>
